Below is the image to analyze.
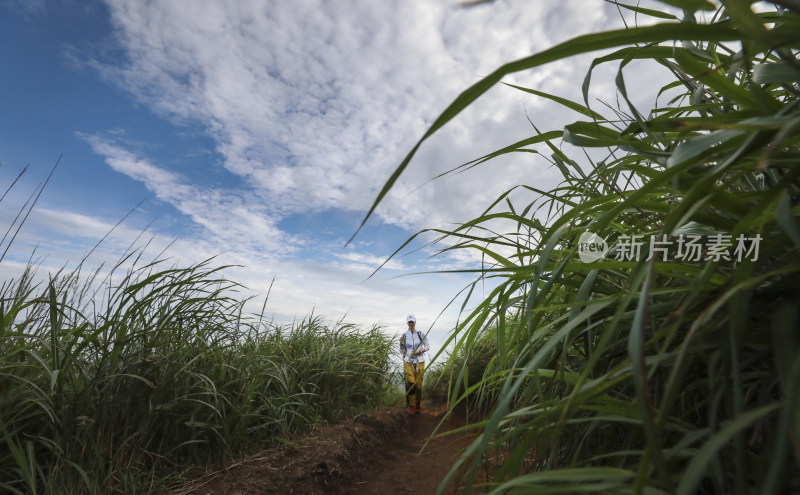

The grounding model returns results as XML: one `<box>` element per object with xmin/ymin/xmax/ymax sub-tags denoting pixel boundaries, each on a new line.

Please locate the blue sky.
<box><xmin>0</xmin><ymin>0</ymin><xmax>674</xmax><ymax>354</ymax></box>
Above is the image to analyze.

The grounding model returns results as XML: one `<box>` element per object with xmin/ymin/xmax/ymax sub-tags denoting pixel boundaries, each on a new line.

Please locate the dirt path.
<box><xmin>174</xmin><ymin>407</ymin><xmax>478</xmax><ymax>495</ymax></box>
<box><xmin>345</xmin><ymin>409</ymin><xmax>476</xmax><ymax>494</ymax></box>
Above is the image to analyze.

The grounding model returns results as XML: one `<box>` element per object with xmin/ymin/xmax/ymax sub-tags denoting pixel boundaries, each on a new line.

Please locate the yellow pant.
<box><xmin>404</xmin><ymin>361</ymin><xmax>425</xmax><ymax>407</ymax></box>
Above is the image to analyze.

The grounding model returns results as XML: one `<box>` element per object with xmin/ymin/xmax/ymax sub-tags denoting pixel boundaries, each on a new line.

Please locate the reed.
<box><xmin>0</xmin><ymin>252</ymin><xmax>394</xmax><ymax>494</ymax></box>
<box><xmin>372</xmin><ymin>1</ymin><xmax>800</xmax><ymax>492</ymax></box>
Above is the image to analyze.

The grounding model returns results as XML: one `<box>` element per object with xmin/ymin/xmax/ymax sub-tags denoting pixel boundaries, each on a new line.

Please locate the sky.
<box><xmin>0</xmin><ymin>0</ymin><xmax>680</xmax><ymax>356</ymax></box>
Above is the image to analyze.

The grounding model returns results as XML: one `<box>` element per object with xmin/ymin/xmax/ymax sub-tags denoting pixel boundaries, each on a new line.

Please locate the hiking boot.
<box><xmin>409</xmin><ymin>406</ymin><xmax>416</xmax><ymax>415</ymax></box>
<box><xmin>415</xmin><ymin>405</ymin><xmax>421</xmax><ymax>415</ymax></box>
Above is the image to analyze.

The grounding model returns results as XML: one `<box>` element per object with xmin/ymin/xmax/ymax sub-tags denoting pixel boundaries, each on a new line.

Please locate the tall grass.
<box><xmin>423</xmin><ymin>324</ymin><xmax>498</xmax><ymax>414</ymax></box>
<box><xmin>0</xmin><ymin>246</ymin><xmax>394</xmax><ymax>493</ymax></box>
<box><xmin>371</xmin><ymin>0</ymin><xmax>800</xmax><ymax>493</ymax></box>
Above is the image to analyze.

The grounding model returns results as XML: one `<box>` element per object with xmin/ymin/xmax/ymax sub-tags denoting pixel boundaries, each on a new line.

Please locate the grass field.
<box><xmin>0</xmin><ymin>253</ymin><xmax>395</xmax><ymax>494</ymax></box>
<box><xmin>3</xmin><ymin>0</ymin><xmax>799</xmax><ymax>494</ymax></box>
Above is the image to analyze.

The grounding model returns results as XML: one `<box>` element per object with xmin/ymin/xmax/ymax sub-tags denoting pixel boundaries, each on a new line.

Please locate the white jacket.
<box><xmin>401</xmin><ymin>329</ymin><xmax>429</xmax><ymax>364</ymax></box>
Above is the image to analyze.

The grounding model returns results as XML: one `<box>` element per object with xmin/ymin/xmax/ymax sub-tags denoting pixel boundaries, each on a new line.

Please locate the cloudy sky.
<box><xmin>0</xmin><ymin>0</ymin><xmax>677</xmax><ymax>353</ymax></box>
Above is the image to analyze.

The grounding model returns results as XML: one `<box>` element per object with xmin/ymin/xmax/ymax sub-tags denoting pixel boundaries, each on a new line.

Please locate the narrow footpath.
<box><xmin>174</xmin><ymin>407</ymin><xmax>478</xmax><ymax>495</ymax></box>
<box><xmin>345</xmin><ymin>409</ymin><xmax>476</xmax><ymax>494</ymax></box>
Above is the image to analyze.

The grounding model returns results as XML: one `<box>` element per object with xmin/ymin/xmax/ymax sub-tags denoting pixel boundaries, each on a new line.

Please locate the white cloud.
<box><xmin>7</xmin><ymin>0</ymin><xmax>686</xmax><ymax>342</ymax></box>
<box><xmin>91</xmin><ymin>0</ymin><xmax>637</xmax><ymax>236</ymax></box>
<box><xmin>81</xmin><ymin>134</ymin><xmax>294</xmax><ymax>256</ymax></box>
<box><xmin>1</xmin><ymin>215</ymin><xmax>472</xmax><ymax>358</ymax></box>
<box><xmin>335</xmin><ymin>250</ymin><xmax>405</xmax><ymax>272</ymax></box>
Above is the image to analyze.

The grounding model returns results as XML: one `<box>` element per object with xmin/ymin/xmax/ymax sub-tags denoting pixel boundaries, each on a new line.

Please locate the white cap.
<box><xmin>406</xmin><ymin>314</ymin><xmax>416</xmax><ymax>323</ymax></box>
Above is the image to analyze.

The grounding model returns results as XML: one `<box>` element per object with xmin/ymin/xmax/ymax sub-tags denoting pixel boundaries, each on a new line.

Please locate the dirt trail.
<box><xmin>174</xmin><ymin>407</ymin><xmax>478</xmax><ymax>495</ymax></box>
<box><xmin>346</xmin><ymin>409</ymin><xmax>476</xmax><ymax>494</ymax></box>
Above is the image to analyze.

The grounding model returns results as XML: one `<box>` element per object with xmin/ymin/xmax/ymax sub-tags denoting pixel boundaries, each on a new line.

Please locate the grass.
<box><xmin>368</xmin><ymin>0</ymin><xmax>800</xmax><ymax>493</ymax></box>
<box><xmin>0</xmin><ymin>247</ymin><xmax>396</xmax><ymax>493</ymax></box>
<box><xmin>4</xmin><ymin>1</ymin><xmax>799</xmax><ymax>493</ymax></box>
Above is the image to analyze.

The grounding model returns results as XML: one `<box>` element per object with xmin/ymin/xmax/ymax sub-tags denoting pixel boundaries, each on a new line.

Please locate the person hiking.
<box><xmin>400</xmin><ymin>314</ymin><xmax>429</xmax><ymax>415</ymax></box>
